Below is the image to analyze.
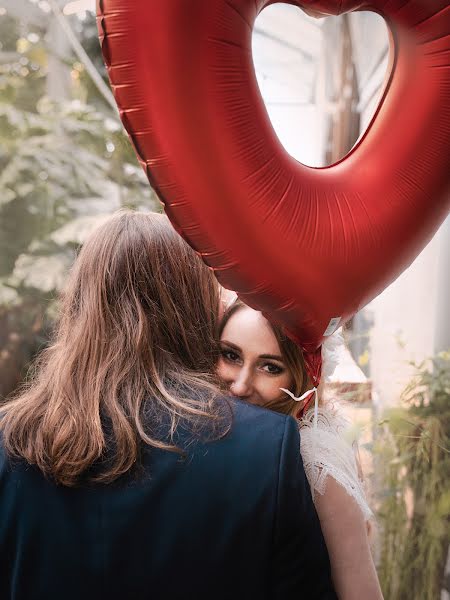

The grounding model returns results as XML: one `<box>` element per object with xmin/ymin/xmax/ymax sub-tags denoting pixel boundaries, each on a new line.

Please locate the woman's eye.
<box><xmin>261</xmin><ymin>363</ymin><xmax>284</xmax><ymax>375</ymax></box>
<box><xmin>221</xmin><ymin>350</ymin><xmax>240</xmax><ymax>363</ymax></box>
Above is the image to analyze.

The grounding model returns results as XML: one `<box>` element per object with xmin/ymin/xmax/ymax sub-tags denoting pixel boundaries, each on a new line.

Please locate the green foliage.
<box><xmin>0</xmin><ymin>96</ymin><xmax>156</xmax><ymax>275</ymax></box>
<box><xmin>0</xmin><ymin>9</ymin><xmax>159</xmax><ymax>399</ymax></box>
<box><xmin>377</xmin><ymin>353</ymin><xmax>450</xmax><ymax>600</ymax></box>
<box><xmin>74</xmin><ymin>12</ymin><xmax>110</xmax><ymax>110</ymax></box>
<box><xmin>0</xmin><ymin>17</ymin><xmax>47</xmax><ymax>111</ymax></box>
<box><xmin>0</xmin><ymin>11</ymin><xmax>157</xmax><ymax>279</ymax></box>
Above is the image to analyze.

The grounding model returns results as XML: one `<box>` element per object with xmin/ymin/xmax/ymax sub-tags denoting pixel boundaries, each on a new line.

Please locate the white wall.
<box><xmin>253</xmin><ymin>4</ymin><xmax>324</xmax><ymax>166</ymax></box>
<box><xmin>367</xmin><ymin>223</ymin><xmax>446</xmax><ymax>408</ymax></box>
<box><xmin>351</xmin><ymin>11</ymin><xmax>450</xmax><ymax>408</ymax></box>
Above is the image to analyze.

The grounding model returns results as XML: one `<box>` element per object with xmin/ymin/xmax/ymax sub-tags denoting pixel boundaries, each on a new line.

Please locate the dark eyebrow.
<box><xmin>221</xmin><ymin>341</ymin><xmax>284</xmax><ymax>363</ymax></box>
<box><xmin>259</xmin><ymin>354</ymin><xmax>284</xmax><ymax>362</ymax></box>
<box><xmin>220</xmin><ymin>341</ymin><xmax>241</xmax><ymax>352</ymax></box>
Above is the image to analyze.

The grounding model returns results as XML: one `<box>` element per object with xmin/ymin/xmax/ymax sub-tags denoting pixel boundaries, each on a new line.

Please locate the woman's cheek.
<box><xmin>251</xmin><ymin>374</ymin><xmax>280</xmax><ymax>403</ymax></box>
<box><xmin>258</xmin><ymin>373</ymin><xmax>294</xmax><ymax>404</ymax></box>
<box><xmin>279</xmin><ymin>371</ymin><xmax>295</xmax><ymax>392</ymax></box>
<box><xmin>216</xmin><ymin>358</ymin><xmax>234</xmax><ymax>384</ymax></box>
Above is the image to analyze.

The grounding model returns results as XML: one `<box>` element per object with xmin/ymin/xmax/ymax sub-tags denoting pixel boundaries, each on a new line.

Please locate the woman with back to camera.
<box><xmin>0</xmin><ymin>210</ymin><xmax>336</xmax><ymax>600</ymax></box>
<box><xmin>217</xmin><ymin>299</ymin><xmax>384</xmax><ymax>600</ymax></box>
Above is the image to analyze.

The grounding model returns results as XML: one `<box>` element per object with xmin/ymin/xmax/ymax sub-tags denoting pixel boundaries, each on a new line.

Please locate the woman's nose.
<box><xmin>229</xmin><ymin>369</ymin><xmax>252</xmax><ymax>398</ymax></box>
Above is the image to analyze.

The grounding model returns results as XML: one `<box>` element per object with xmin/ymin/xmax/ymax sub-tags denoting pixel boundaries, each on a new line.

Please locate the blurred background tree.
<box><xmin>376</xmin><ymin>353</ymin><xmax>450</xmax><ymax>600</ymax></box>
<box><xmin>0</xmin><ymin>1</ymin><xmax>158</xmax><ymax>399</ymax></box>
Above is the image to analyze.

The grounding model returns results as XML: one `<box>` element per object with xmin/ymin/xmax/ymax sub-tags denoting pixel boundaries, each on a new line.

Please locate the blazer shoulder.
<box><xmin>224</xmin><ymin>397</ymin><xmax>300</xmax><ymax>455</ymax></box>
<box><xmin>229</xmin><ymin>396</ymin><xmax>294</xmax><ymax>428</ymax></box>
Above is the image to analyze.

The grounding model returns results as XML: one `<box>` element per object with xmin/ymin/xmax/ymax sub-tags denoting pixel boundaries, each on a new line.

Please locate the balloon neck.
<box><xmin>291</xmin><ymin>347</ymin><xmax>321</xmax><ymax>419</ymax></box>
<box><xmin>303</xmin><ymin>346</ymin><xmax>322</xmax><ymax>389</ymax></box>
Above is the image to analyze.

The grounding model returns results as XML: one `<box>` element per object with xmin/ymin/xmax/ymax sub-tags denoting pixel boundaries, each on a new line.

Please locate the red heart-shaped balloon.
<box><xmin>97</xmin><ymin>0</ymin><xmax>450</xmax><ymax>379</ymax></box>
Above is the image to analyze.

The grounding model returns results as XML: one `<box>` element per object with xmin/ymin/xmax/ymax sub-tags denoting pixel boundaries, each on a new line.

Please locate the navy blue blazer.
<box><xmin>0</xmin><ymin>398</ymin><xmax>337</xmax><ymax>599</ymax></box>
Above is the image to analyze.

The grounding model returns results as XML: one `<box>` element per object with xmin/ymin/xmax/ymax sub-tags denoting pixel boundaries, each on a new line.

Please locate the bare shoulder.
<box><xmin>314</xmin><ymin>477</ymin><xmax>384</xmax><ymax>599</ymax></box>
<box><xmin>315</xmin><ymin>476</ymin><xmax>367</xmax><ymax>526</ymax></box>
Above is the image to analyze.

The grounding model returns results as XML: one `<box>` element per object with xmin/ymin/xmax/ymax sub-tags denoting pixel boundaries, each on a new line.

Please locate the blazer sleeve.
<box><xmin>271</xmin><ymin>416</ymin><xmax>338</xmax><ymax>599</ymax></box>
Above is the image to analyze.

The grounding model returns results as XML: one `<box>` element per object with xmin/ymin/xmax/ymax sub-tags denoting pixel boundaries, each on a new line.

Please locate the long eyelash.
<box><xmin>220</xmin><ymin>349</ymin><xmax>239</xmax><ymax>362</ymax></box>
<box><xmin>263</xmin><ymin>363</ymin><xmax>285</xmax><ymax>375</ymax></box>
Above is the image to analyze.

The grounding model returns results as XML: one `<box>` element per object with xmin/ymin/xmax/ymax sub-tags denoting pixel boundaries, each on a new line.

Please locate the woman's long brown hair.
<box><xmin>0</xmin><ymin>211</ymin><xmax>229</xmax><ymax>486</ymax></box>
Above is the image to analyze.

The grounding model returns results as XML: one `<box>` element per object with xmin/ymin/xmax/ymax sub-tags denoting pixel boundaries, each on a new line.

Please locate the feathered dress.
<box><xmin>285</xmin><ymin>329</ymin><xmax>373</xmax><ymax>522</ymax></box>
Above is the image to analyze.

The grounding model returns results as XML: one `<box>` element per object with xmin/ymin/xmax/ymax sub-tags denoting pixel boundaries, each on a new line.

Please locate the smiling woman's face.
<box><xmin>217</xmin><ymin>306</ymin><xmax>294</xmax><ymax>408</ymax></box>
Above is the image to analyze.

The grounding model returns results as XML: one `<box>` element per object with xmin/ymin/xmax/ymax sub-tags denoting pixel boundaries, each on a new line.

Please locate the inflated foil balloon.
<box><xmin>97</xmin><ymin>0</ymin><xmax>450</xmax><ymax>383</ymax></box>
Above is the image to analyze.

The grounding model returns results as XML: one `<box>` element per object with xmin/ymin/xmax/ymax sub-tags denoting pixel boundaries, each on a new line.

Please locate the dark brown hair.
<box><xmin>0</xmin><ymin>210</ymin><xmax>229</xmax><ymax>486</ymax></box>
<box><xmin>218</xmin><ymin>299</ymin><xmax>309</xmax><ymax>415</ymax></box>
